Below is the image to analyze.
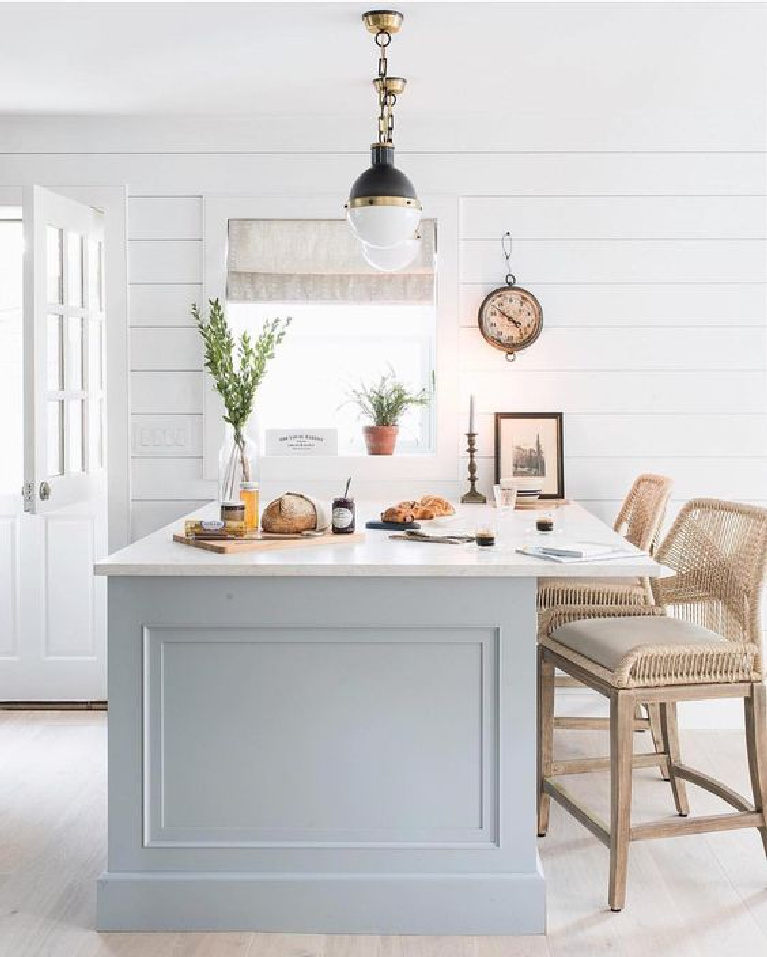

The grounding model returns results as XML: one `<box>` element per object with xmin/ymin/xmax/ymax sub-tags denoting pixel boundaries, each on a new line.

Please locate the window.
<box><xmin>226</xmin><ymin>219</ymin><xmax>437</xmax><ymax>455</ymax></box>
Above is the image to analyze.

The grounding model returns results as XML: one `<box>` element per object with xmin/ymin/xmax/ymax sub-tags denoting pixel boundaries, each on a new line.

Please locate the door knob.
<box><xmin>39</xmin><ymin>481</ymin><xmax>51</xmax><ymax>501</ymax></box>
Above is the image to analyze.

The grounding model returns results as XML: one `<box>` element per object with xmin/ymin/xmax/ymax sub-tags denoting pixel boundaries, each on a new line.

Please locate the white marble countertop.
<box><xmin>95</xmin><ymin>501</ymin><xmax>667</xmax><ymax>578</ymax></box>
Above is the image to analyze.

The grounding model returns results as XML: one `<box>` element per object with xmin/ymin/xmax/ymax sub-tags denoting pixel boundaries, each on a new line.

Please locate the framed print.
<box><xmin>494</xmin><ymin>412</ymin><xmax>564</xmax><ymax>499</ymax></box>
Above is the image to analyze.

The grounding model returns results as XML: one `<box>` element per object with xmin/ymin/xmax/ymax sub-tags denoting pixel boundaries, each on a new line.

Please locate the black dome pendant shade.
<box><xmin>347</xmin><ymin>144</ymin><xmax>420</xmax><ymax>209</ymax></box>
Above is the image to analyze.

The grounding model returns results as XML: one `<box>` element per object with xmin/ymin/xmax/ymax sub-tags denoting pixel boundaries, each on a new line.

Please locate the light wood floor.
<box><xmin>1</xmin><ymin>711</ymin><xmax>766</xmax><ymax>957</ymax></box>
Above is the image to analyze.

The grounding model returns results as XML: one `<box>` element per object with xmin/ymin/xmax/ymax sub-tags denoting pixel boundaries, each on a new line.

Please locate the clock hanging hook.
<box><xmin>501</xmin><ymin>231</ymin><xmax>516</xmax><ymax>286</ymax></box>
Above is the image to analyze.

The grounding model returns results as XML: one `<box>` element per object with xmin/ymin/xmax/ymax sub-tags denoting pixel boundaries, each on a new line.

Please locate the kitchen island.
<box><xmin>94</xmin><ymin>503</ymin><xmax>663</xmax><ymax>934</ymax></box>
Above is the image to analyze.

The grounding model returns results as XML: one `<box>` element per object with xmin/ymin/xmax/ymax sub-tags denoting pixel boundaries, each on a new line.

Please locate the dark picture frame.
<box><xmin>494</xmin><ymin>412</ymin><xmax>565</xmax><ymax>499</ymax></box>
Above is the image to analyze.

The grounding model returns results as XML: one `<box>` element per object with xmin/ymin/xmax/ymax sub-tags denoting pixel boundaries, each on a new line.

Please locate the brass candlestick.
<box><xmin>461</xmin><ymin>432</ymin><xmax>486</xmax><ymax>503</ymax></box>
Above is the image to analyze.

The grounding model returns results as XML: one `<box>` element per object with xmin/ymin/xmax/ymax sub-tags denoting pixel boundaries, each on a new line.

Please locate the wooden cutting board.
<box><xmin>172</xmin><ymin>530</ymin><xmax>365</xmax><ymax>555</ymax></box>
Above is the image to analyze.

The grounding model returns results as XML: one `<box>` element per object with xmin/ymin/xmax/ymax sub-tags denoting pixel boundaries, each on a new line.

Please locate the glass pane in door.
<box><xmin>47</xmin><ymin>315</ymin><xmax>63</xmax><ymax>391</ymax></box>
<box><xmin>88</xmin><ymin>239</ymin><xmax>104</xmax><ymax>311</ymax></box>
<box><xmin>88</xmin><ymin>319</ymin><xmax>102</xmax><ymax>390</ymax></box>
<box><xmin>47</xmin><ymin>226</ymin><xmax>63</xmax><ymax>304</ymax></box>
<box><xmin>66</xmin><ymin>400</ymin><xmax>84</xmax><ymax>473</ymax></box>
<box><xmin>89</xmin><ymin>398</ymin><xmax>103</xmax><ymax>468</ymax></box>
<box><xmin>66</xmin><ymin>232</ymin><xmax>83</xmax><ymax>307</ymax></box>
<box><xmin>47</xmin><ymin>401</ymin><xmax>63</xmax><ymax>476</ymax></box>
<box><xmin>66</xmin><ymin>316</ymin><xmax>83</xmax><ymax>389</ymax></box>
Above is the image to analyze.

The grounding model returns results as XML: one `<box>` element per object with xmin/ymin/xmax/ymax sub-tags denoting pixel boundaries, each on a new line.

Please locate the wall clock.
<box><xmin>477</xmin><ymin>233</ymin><xmax>543</xmax><ymax>362</ymax></box>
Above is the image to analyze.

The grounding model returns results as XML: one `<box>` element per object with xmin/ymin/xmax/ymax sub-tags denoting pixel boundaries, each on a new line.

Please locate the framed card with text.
<box><xmin>494</xmin><ymin>412</ymin><xmax>564</xmax><ymax>499</ymax></box>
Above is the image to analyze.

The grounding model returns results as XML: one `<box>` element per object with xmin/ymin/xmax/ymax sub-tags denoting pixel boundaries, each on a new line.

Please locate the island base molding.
<box><xmin>97</xmin><ymin>868</ymin><xmax>546</xmax><ymax>934</ymax></box>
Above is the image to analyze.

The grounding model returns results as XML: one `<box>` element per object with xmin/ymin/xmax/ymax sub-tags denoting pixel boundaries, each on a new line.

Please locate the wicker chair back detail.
<box><xmin>613</xmin><ymin>473</ymin><xmax>673</xmax><ymax>553</ymax></box>
<box><xmin>651</xmin><ymin>498</ymin><xmax>767</xmax><ymax>649</ymax></box>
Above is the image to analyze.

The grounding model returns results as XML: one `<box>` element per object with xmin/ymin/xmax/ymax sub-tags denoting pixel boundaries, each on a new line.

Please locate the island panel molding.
<box><xmin>143</xmin><ymin>623</ymin><xmax>497</xmax><ymax>848</ymax></box>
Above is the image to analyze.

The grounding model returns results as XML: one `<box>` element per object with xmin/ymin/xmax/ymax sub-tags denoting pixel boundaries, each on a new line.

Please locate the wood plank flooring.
<box><xmin>0</xmin><ymin>711</ymin><xmax>766</xmax><ymax>956</ymax></box>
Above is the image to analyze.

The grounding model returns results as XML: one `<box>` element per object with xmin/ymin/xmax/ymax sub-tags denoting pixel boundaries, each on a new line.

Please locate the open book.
<box><xmin>517</xmin><ymin>541</ymin><xmax>639</xmax><ymax>563</ymax></box>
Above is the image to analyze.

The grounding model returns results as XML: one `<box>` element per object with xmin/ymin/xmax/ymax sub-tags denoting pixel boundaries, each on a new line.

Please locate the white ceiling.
<box><xmin>0</xmin><ymin>0</ymin><xmax>764</xmax><ymax>123</ymax></box>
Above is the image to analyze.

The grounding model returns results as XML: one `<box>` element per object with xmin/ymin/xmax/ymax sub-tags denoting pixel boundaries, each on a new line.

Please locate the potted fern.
<box><xmin>193</xmin><ymin>299</ymin><xmax>290</xmax><ymax>501</ymax></box>
<box><xmin>348</xmin><ymin>370</ymin><xmax>432</xmax><ymax>455</ymax></box>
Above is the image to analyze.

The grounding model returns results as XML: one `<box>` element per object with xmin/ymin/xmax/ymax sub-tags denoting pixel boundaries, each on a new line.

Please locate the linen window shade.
<box><xmin>227</xmin><ymin>219</ymin><xmax>435</xmax><ymax>304</ymax></box>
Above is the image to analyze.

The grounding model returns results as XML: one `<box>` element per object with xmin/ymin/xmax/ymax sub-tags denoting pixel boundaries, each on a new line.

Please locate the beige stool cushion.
<box><xmin>551</xmin><ymin>615</ymin><xmax>725</xmax><ymax>673</ymax></box>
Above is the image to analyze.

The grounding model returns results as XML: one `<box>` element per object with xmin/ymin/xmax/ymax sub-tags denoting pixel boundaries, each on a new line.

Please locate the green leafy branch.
<box><xmin>192</xmin><ymin>298</ymin><xmax>291</xmax><ymax>439</ymax></box>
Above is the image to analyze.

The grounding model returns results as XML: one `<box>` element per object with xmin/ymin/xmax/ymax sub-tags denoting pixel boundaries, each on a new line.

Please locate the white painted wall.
<box><xmin>120</xmin><ymin>159</ymin><xmax>766</xmax><ymax>540</ymax></box>
<box><xmin>0</xmin><ymin>149</ymin><xmax>762</xmax><ymax>540</ymax></box>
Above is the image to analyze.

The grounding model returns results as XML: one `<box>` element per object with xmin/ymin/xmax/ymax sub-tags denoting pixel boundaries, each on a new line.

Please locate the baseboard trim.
<box><xmin>96</xmin><ymin>868</ymin><xmax>546</xmax><ymax>934</ymax></box>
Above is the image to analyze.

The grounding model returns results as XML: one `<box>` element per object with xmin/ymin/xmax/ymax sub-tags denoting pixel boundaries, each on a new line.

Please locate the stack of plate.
<box><xmin>515</xmin><ymin>485</ymin><xmax>543</xmax><ymax>503</ymax></box>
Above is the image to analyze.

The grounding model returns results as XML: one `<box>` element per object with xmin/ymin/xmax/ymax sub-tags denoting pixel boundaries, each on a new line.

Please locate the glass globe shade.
<box><xmin>362</xmin><ymin>238</ymin><xmax>420</xmax><ymax>272</ymax></box>
<box><xmin>347</xmin><ymin>204</ymin><xmax>422</xmax><ymax>249</ymax></box>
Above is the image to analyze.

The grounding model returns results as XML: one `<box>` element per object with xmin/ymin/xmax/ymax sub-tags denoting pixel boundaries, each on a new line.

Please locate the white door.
<box><xmin>0</xmin><ymin>186</ymin><xmax>107</xmax><ymax>701</ymax></box>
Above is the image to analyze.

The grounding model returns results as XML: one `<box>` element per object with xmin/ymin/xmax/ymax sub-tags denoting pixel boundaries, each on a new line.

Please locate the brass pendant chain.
<box><xmin>375</xmin><ymin>30</ymin><xmax>396</xmax><ymax>145</ymax></box>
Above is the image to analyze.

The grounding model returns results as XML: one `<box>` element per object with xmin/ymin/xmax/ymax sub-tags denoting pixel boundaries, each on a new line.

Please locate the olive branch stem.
<box><xmin>192</xmin><ymin>298</ymin><xmax>290</xmax><ymax>497</ymax></box>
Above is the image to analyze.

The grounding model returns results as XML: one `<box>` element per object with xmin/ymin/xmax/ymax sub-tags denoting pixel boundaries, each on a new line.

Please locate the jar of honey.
<box><xmin>239</xmin><ymin>483</ymin><xmax>260</xmax><ymax>531</ymax></box>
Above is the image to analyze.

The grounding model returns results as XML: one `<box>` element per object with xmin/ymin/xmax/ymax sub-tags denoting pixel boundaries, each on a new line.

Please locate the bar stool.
<box><xmin>538</xmin><ymin>473</ymin><xmax>673</xmax><ymax>748</ymax></box>
<box><xmin>538</xmin><ymin>498</ymin><xmax>767</xmax><ymax>911</ymax></box>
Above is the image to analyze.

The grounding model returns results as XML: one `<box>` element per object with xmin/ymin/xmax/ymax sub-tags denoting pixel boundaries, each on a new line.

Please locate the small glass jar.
<box><xmin>332</xmin><ymin>497</ymin><xmax>355</xmax><ymax>534</ymax></box>
<box><xmin>221</xmin><ymin>501</ymin><xmax>245</xmax><ymax>524</ymax></box>
<box><xmin>240</xmin><ymin>483</ymin><xmax>260</xmax><ymax>531</ymax></box>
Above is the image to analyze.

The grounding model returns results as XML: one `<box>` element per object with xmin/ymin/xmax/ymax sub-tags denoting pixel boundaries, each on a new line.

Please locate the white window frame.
<box><xmin>202</xmin><ymin>195</ymin><xmax>459</xmax><ymax>485</ymax></box>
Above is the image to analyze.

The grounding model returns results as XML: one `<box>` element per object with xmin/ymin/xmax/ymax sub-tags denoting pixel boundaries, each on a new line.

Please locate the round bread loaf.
<box><xmin>261</xmin><ymin>493</ymin><xmax>318</xmax><ymax>534</ymax></box>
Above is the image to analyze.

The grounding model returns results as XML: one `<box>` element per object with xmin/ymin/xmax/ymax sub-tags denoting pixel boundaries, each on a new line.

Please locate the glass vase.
<box><xmin>218</xmin><ymin>425</ymin><xmax>259</xmax><ymax>504</ymax></box>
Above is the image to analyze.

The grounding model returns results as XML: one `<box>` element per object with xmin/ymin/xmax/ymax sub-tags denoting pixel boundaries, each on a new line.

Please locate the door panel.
<box><xmin>0</xmin><ymin>516</ymin><xmax>18</xmax><ymax>656</ymax></box>
<box><xmin>23</xmin><ymin>185</ymin><xmax>105</xmax><ymax>514</ymax></box>
<box><xmin>0</xmin><ymin>189</ymin><xmax>107</xmax><ymax>701</ymax></box>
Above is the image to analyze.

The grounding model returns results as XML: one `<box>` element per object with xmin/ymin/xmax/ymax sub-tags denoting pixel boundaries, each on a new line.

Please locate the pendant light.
<box><xmin>361</xmin><ymin>234</ymin><xmax>420</xmax><ymax>272</ymax></box>
<box><xmin>346</xmin><ymin>10</ymin><xmax>422</xmax><ymax>249</ymax></box>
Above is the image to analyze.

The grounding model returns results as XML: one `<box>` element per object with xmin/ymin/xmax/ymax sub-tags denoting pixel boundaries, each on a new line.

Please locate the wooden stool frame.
<box><xmin>538</xmin><ymin>644</ymin><xmax>767</xmax><ymax>912</ymax></box>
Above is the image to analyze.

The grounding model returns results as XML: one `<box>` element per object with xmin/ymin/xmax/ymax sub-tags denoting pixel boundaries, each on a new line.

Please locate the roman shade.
<box><xmin>226</xmin><ymin>219</ymin><xmax>435</xmax><ymax>304</ymax></box>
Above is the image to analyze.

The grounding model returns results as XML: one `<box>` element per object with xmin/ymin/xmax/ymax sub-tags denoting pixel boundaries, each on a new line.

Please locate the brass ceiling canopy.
<box><xmin>362</xmin><ymin>10</ymin><xmax>404</xmax><ymax>34</ymax></box>
<box><xmin>373</xmin><ymin>76</ymin><xmax>407</xmax><ymax>96</ymax></box>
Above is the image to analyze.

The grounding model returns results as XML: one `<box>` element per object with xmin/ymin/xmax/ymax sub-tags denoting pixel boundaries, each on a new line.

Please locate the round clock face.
<box><xmin>478</xmin><ymin>286</ymin><xmax>543</xmax><ymax>356</ymax></box>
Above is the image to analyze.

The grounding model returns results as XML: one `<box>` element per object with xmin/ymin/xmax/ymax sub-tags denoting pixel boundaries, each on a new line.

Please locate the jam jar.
<box><xmin>332</xmin><ymin>496</ymin><xmax>355</xmax><ymax>535</ymax></box>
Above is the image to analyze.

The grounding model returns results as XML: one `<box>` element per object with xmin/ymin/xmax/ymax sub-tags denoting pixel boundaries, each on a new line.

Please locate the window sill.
<box><xmin>259</xmin><ymin>450</ymin><xmax>455</xmax><ymax>484</ymax></box>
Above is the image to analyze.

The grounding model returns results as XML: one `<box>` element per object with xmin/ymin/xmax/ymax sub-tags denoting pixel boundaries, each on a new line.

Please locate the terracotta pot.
<box><xmin>364</xmin><ymin>425</ymin><xmax>399</xmax><ymax>456</ymax></box>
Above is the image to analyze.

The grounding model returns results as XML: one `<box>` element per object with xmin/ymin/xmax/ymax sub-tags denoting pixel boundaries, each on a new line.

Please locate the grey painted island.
<box><xmin>94</xmin><ymin>503</ymin><xmax>663</xmax><ymax>934</ymax></box>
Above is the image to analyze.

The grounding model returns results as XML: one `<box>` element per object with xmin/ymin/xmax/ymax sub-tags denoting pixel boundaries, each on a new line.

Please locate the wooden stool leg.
<box><xmin>660</xmin><ymin>702</ymin><xmax>689</xmax><ymax>816</ymax></box>
<box><xmin>647</xmin><ymin>703</ymin><xmax>671</xmax><ymax>781</ymax></box>
<box><xmin>538</xmin><ymin>647</ymin><xmax>555</xmax><ymax>837</ymax></box>
<box><xmin>609</xmin><ymin>691</ymin><xmax>634</xmax><ymax>912</ymax></box>
<box><xmin>744</xmin><ymin>682</ymin><xmax>767</xmax><ymax>857</ymax></box>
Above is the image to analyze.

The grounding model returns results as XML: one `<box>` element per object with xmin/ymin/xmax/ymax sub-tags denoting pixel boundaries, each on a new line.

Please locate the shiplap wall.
<box><xmin>0</xmin><ymin>137</ymin><xmax>763</xmax><ymax>539</ymax></box>
<box><xmin>121</xmin><ymin>154</ymin><xmax>766</xmax><ymax>539</ymax></box>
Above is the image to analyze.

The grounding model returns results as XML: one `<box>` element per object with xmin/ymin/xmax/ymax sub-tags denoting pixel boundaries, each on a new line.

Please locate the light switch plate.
<box><xmin>131</xmin><ymin>416</ymin><xmax>203</xmax><ymax>457</ymax></box>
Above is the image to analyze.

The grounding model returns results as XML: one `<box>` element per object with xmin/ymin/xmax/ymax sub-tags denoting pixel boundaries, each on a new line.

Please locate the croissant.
<box><xmin>381</xmin><ymin>506</ymin><xmax>416</xmax><ymax>524</ymax></box>
<box><xmin>397</xmin><ymin>501</ymin><xmax>436</xmax><ymax>520</ymax></box>
<box><xmin>419</xmin><ymin>495</ymin><xmax>455</xmax><ymax>517</ymax></box>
